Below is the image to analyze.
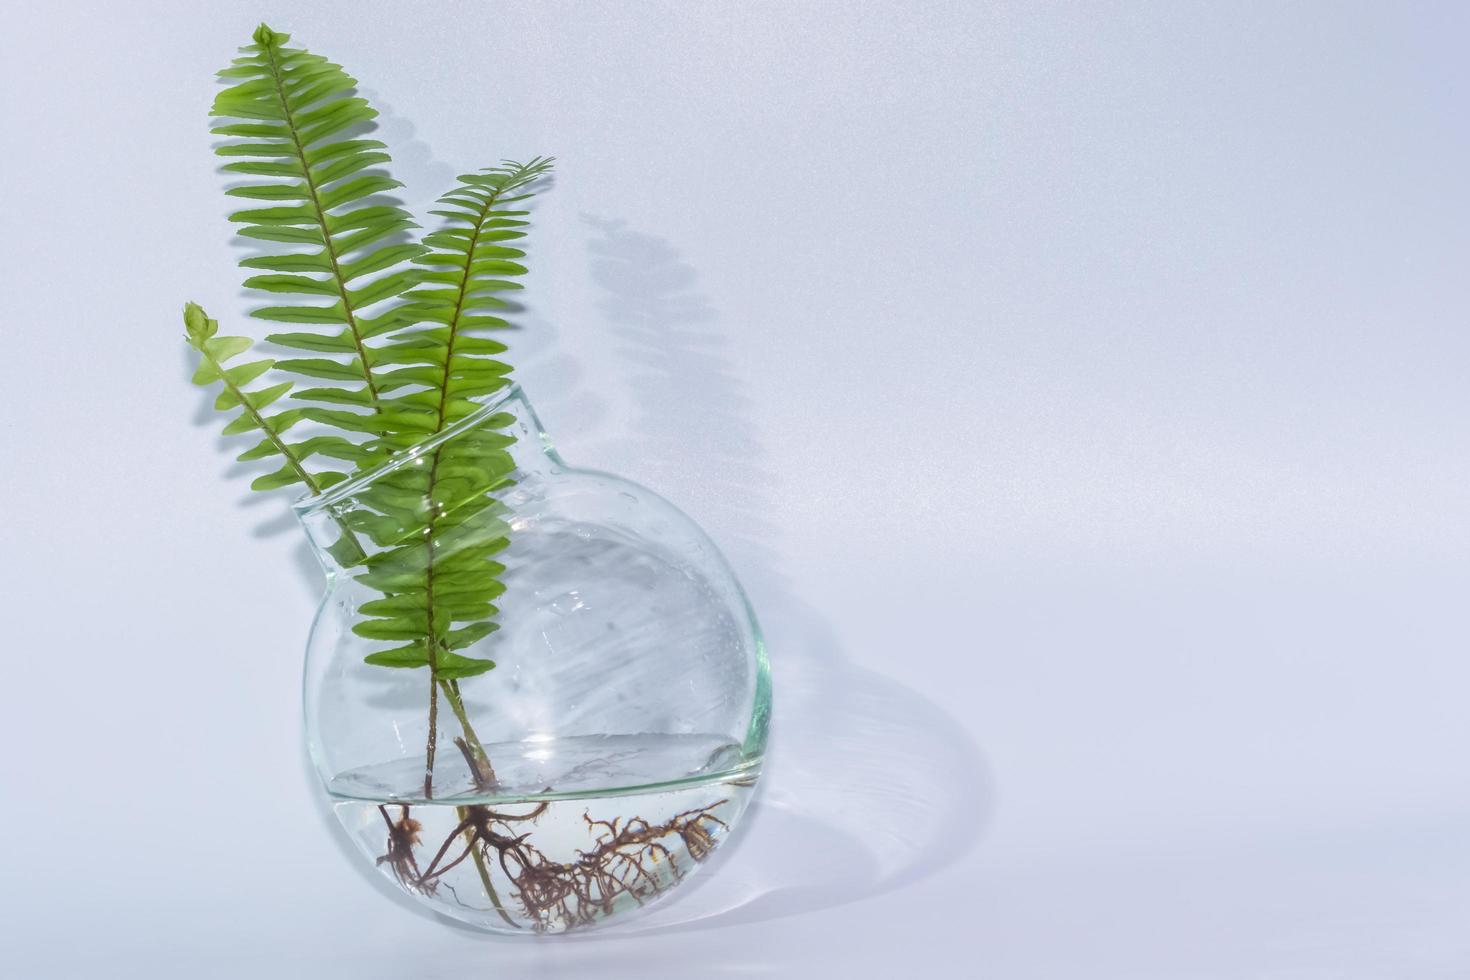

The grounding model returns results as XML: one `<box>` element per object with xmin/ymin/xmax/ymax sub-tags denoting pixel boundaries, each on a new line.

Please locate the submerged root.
<box><xmin>377</xmin><ymin>799</ymin><xmax>730</xmax><ymax>931</ymax></box>
<box><xmin>376</xmin><ymin>805</ymin><xmax>431</xmax><ymax>894</ymax></box>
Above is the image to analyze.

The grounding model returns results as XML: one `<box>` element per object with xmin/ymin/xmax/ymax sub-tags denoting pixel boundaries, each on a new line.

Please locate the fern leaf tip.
<box><xmin>183</xmin><ymin>301</ymin><xmax>218</xmax><ymax>344</ymax></box>
<box><xmin>252</xmin><ymin>22</ymin><xmax>287</xmax><ymax>47</ymax></box>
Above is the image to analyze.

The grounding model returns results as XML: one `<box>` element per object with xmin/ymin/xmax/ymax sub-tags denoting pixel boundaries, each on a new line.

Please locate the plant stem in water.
<box><xmin>424</xmin><ymin>679</ymin><xmax>439</xmax><ymax>799</ymax></box>
<box><xmin>456</xmin><ymin>805</ymin><xmax>520</xmax><ymax>928</ymax></box>
<box><xmin>442</xmin><ymin>679</ymin><xmax>497</xmax><ymax>787</ymax></box>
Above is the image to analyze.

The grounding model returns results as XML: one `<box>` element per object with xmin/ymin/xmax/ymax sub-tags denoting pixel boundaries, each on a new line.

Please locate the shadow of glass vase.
<box><xmin>293</xmin><ymin>383</ymin><xmax>771</xmax><ymax>934</ymax></box>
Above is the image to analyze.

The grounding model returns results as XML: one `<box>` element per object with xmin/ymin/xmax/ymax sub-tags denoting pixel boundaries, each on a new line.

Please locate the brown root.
<box><xmin>376</xmin><ymin>805</ymin><xmax>432</xmax><ymax>895</ymax></box>
<box><xmin>378</xmin><ymin>799</ymin><xmax>730</xmax><ymax>931</ymax></box>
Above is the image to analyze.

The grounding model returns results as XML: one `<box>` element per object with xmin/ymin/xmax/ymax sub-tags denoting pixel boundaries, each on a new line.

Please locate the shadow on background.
<box><xmin>579</xmin><ymin>218</ymin><xmax>994</xmax><ymax>935</ymax></box>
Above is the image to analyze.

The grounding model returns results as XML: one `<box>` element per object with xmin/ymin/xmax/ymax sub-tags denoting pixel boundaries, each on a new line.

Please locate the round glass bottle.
<box><xmin>294</xmin><ymin>384</ymin><xmax>769</xmax><ymax>933</ymax></box>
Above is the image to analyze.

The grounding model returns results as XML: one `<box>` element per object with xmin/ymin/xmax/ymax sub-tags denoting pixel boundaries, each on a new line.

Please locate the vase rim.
<box><xmin>292</xmin><ymin>381</ymin><xmax>529</xmax><ymax>518</ymax></box>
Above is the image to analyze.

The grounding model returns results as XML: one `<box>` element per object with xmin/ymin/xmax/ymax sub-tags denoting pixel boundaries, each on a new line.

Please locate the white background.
<box><xmin>3</xmin><ymin>2</ymin><xmax>1469</xmax><ymax>976</ymax></box>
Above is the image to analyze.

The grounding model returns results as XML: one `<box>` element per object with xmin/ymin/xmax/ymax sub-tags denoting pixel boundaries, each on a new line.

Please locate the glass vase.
<box><xmin>293</xmin><ymin>384</ymin><xmax>769</xmax><ymax>934</ymax></box>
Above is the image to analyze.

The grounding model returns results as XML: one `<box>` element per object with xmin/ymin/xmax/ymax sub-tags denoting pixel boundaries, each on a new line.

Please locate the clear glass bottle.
<box><xmin>294</xmin><ymin>384</ymin><xmax>769</xmax><ymax>933</ymax></box>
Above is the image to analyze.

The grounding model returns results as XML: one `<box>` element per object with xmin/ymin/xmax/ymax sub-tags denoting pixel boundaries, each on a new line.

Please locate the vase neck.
<box><xmin>293</xmin><ymin>383</ymin><xmax>556</xmax><ymax>572</ymax></box>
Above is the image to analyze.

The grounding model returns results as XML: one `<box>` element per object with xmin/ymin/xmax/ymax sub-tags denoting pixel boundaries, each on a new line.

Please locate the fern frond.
<box><xmin>183</xmin><ymin>302</ymin><xmax>356</xmax><ymax>492</ymax></box>
<box><xmin>211</xmin><ymin>23</ymin><xmax>423</xmax><ymax>446</ymax></box>
<box><xmin>346</xmin><ymin>159</ymin><xmax>553</xmax><ymax>676</ymax></box>
<box><xmin>364</xmin><ymin>157</ymin><xmax>555</xmax><ymax>446</ymax></box>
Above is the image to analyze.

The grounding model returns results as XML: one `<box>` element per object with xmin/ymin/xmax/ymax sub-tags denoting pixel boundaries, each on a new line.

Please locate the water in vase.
<box><xmin>329</xmin><ymin>733</ymin><xmax>759</xmax><ymax>933</ymax></box>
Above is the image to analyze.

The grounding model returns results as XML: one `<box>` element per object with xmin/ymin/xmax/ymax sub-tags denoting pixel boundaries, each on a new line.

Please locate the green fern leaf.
<box><xmin>211</xmin><ymin>25</ymin><xmax>425</xmax><ymax>447</ymax></box>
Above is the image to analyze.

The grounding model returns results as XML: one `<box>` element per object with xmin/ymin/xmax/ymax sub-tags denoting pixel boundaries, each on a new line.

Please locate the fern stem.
<box><xmin>457</xmin><ymin>805</ymin><xmax>520</xmax><ymax>929</ymax></box>
<box><xmin>441</xmin><ymin>678</ymin><xmax>496</xmax><ymax>784</ymax></box>
<box><xmin>258</xmin><ymin>36</ymin><xmax>383</xmax><ymax>406</ymax></box>
<box><xmin>424</xmin><ymin>674</ymin><xmax>439</xmax><ymax>799</ymax></box>
<box><xmin>422</xmin><ymin>448</ymin><xmax>444</xmax><ymax>796</ymax></box>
